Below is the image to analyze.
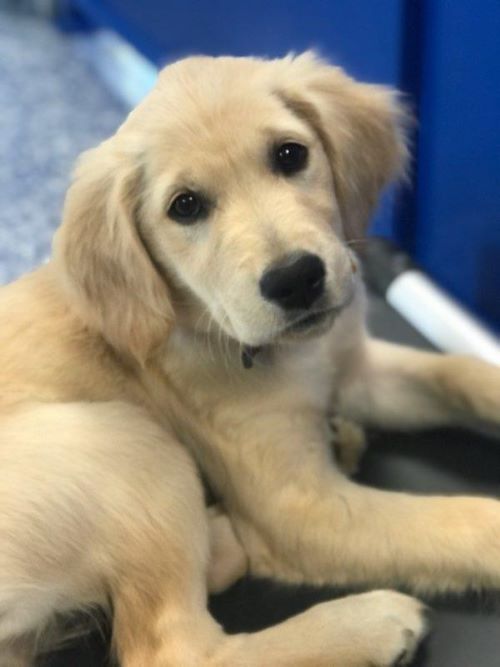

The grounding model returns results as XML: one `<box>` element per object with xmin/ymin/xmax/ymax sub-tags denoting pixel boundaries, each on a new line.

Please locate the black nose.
<box><xmin>259</xmin><ymin>252</ymin><xmax>326</xmax><ymax>311</ymax></box>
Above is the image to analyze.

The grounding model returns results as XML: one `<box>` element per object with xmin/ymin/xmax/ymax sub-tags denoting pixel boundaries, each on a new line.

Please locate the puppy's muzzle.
<box><xmin>259</xmin><ymin>252</ymin><xmax>326</xmax><ymax>311</ymax></box>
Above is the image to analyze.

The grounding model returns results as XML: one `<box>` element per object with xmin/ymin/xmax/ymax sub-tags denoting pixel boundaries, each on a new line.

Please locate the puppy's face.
<box><xmin>57</xmin><ymin>54</ymin><xmax>407</xmax><ymax>361</ymax></box>
<box><xmin>138</xmin><ymin>78</ymin><xmax>353</xmax><ymax>347</ymax></box>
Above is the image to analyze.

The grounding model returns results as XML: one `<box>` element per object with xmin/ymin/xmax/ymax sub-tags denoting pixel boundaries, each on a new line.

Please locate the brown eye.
<box><xmin>273</xmin><ymin>142</ymin><xmax>308</xmax><ymax>175</ymax></box>
<box><xmin>168</xmin><ymin>191</ymin><xmax>203</xmax><ymax>224</ymax></box>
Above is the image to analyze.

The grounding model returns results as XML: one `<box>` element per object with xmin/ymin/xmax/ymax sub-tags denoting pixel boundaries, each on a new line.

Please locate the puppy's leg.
<box><xmin>108</xmin><ymin>476</ymin><xmax>427</xmax><ymax>667</ymax></box>
<box><xmin>205</xmin><ymin>411</ymin><xmax>500</xmax><ymax>594</ymax></box>
<box><xmin>0</xmin><ymin>402</ymin><xmax>427</xmax><ymax>667</ymax></box>
<box><xmin>207</xmin><ymin>505</ymin><xmax>248</xmax><ymax>594</ymax></box>
<box><xmin>338</xmin><ymin>338</ymin><xmax>500</xmax><ymax>432</ymax></box>
<box><xmin>86</xmin><ymin>411</ymin><xmax>423</xmax><ymax>667</ymax></box>
<box><xmin>113</xmin><ymin>538</ymin><xmax>427</xmax><ymax>667</ymax></box>
<box><xmin>0</xmin><ymin>401</ymin><xmax>224</xmax><ymax>666</ymax></box>
<box><xmin>213</xmin><ymin>589</ymin><xmax>428</xmax><ymax>667</ymax></box>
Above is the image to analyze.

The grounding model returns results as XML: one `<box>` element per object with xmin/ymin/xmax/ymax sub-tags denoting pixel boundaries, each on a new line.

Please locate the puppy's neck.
<box><xmin>164</xmin><ymin>326</ymin><xmax>271</xmax><ymax>376</ymax></box>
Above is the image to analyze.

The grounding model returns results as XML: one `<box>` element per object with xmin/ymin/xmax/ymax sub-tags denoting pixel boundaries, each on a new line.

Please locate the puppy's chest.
<box><xmin>162</xmin><ymin>336</ymin><xmax>338</xmax><ymax>448</ymax></box>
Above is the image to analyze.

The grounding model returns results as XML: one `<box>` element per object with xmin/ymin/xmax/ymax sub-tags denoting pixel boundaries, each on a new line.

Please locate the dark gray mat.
<box><xmin>0</xmin><ymin>9</ymin><xmax>125</xmax><ymax>285</ymax></box>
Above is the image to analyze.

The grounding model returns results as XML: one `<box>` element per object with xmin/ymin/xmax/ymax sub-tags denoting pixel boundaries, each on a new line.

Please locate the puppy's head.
<box><xmin>55</xmin><ymin>53</ymin><xmax>408</xmax><ymax>363</ymax></box>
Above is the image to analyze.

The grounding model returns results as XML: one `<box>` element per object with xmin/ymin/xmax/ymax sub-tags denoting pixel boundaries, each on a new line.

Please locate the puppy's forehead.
<box><xmin>140</xmin><ymin>63</ymin><xmax>312</xmax><ymax>172</ymax></box>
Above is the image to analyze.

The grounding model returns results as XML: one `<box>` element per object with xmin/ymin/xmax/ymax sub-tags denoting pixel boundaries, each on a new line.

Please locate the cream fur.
<box><xmin>1</xmin><ymin>53</ymin><xmax>499</xmax><ymax>666</ymax></box>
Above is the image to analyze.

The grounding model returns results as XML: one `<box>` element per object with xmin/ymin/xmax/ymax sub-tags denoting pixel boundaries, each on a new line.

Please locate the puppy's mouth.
<box><xmin>240</xmin><ymin>307</ymin><xmax>336</xmax><ymax>369</ymax></box>
<box><xmin>283</xmin><ymin>291</ymin><xmax>355</xmax><ymax>338</ymax></box>
<box><xmin>285</xmin><ymin>307</ymin><xmax>334</xmax><ymax>333</ymax></box>
<box><xmin>240</xmin><ymin>291</ymin><xmax>355</xmax><ymax>368</ymax></box>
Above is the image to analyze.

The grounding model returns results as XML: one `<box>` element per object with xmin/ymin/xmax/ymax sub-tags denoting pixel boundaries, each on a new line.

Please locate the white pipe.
<box><xmin>387</xmin><ymin>270</ymin><xmax>500</xmax><ymax>366</ymax></box>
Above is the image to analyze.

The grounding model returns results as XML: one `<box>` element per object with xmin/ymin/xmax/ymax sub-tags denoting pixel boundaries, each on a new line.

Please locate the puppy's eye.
<box><xmin>273</xmin><ymin>142</ymin><xmax>308</xmax><ymax>175</ymax></box>
<box><xmin>168</xmin><ymin>192</ymin><xmax>203</xmax><ymax>223</ymax></box>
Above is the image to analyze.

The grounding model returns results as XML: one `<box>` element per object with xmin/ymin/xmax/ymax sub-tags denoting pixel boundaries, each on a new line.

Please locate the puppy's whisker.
<box><xmin>194</xmin><ymin>307</ymin><xmax>218</xmax><ymax>364</ymax></box>
<box><xmin>218</xmin><ymin>313</ymin><xmax>235</xmax><ymax>373</ymax></box>
<box><xmin>206</xmin><ymin>313</ymin><xmax>219</xmax><ymax>365</ymax></box>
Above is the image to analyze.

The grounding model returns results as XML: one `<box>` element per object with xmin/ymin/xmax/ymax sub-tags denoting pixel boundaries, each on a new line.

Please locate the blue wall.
<box><xmin>414</xmin><ymin>0</ymin><xmax>500</xmax><ymax>330</ymax></box>
<box><xmin>61</xmin><ymin>0</ymin><xmax>404</xmax><ymax>82</ymax></box>
<box><xmin>59</xmin><ymin>0</ymin><xmax>407</xmax><ymax>240</ymax></box>
<box><xmin>58</xmin><ymin>0</ymin><xmax>500</xmax><ymax>330</ymax></box>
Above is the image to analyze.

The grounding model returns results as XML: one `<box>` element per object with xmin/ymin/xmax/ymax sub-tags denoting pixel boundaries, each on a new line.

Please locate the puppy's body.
<box><xmin>1</xmin><ymin>54</ymin><xmax>499</xmax><ymax>666</ymax></box>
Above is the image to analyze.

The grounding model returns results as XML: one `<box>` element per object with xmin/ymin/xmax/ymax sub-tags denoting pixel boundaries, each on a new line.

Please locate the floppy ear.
<box><xmin>54</xmin><ymin>139</ymin><xmax>173</xmax><ymax>365</ymax></box>
<box><xmin>277</xmin><ymin>52</ymin><xmax>410</xmax><ymax>239</ymax></box>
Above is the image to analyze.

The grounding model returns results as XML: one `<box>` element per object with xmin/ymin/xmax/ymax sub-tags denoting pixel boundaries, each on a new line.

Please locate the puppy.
<box><xmin>1</xmin><ymin>52</ymin><xmax>499</xmax><ymax>667</ymax></box>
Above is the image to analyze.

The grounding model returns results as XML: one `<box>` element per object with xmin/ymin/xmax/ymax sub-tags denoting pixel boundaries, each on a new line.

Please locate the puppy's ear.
<box><xmin>54</xmin><ymin>139</ymin><xmax>173</xmax><ymax>365</ymax></box>
<box><xmin>278</xmin><ymin>52</ymin><xmax>410</xmax><ymax>239</ymax></box>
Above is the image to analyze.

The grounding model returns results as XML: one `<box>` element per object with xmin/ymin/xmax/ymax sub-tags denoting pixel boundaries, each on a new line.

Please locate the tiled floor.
<box><xmin>0</xmin><ymin>8</ymin><xmax>126</xmax><ymax>284</ymax></box>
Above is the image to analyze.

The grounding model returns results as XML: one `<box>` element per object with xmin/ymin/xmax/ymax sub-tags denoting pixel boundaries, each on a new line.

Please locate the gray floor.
<box><xmin>0</xmin><ymin>7</ymin><xmax>126</xmax><ymax>284</ymax></box>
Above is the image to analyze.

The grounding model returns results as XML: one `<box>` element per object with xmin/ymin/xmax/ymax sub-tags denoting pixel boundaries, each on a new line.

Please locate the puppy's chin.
<box><xmin>280</xmin><ymin>308</ymin><xmax>338</xmax><ymax>342</ymax></box>
<box><xmin>258</xmin><ymin>291</ymin><xmax>355</xmax><ymax>346</ymax></box>
<box><xmin>237</xmin><ymin>308</ymin><xmax>337</xmax><ymax>349</ymax></box>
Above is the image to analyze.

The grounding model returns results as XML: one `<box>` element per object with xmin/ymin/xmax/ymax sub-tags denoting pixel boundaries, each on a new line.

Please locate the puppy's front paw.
<box><xmin>306</xmin><ymin>590</ymin><xmax>428</xmax><ymax>667</ymax></box>
<box><xmin>352</xmin><ymin>590</ymin><xmax>429</xmax><ymax>666</ymax></box>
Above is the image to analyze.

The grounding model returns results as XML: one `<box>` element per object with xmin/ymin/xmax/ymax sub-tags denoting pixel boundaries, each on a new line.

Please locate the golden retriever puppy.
<box><xmin>1</xmin><ymin>52</ymin><xmax>499</xmax><ymax>667</ymax></box>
